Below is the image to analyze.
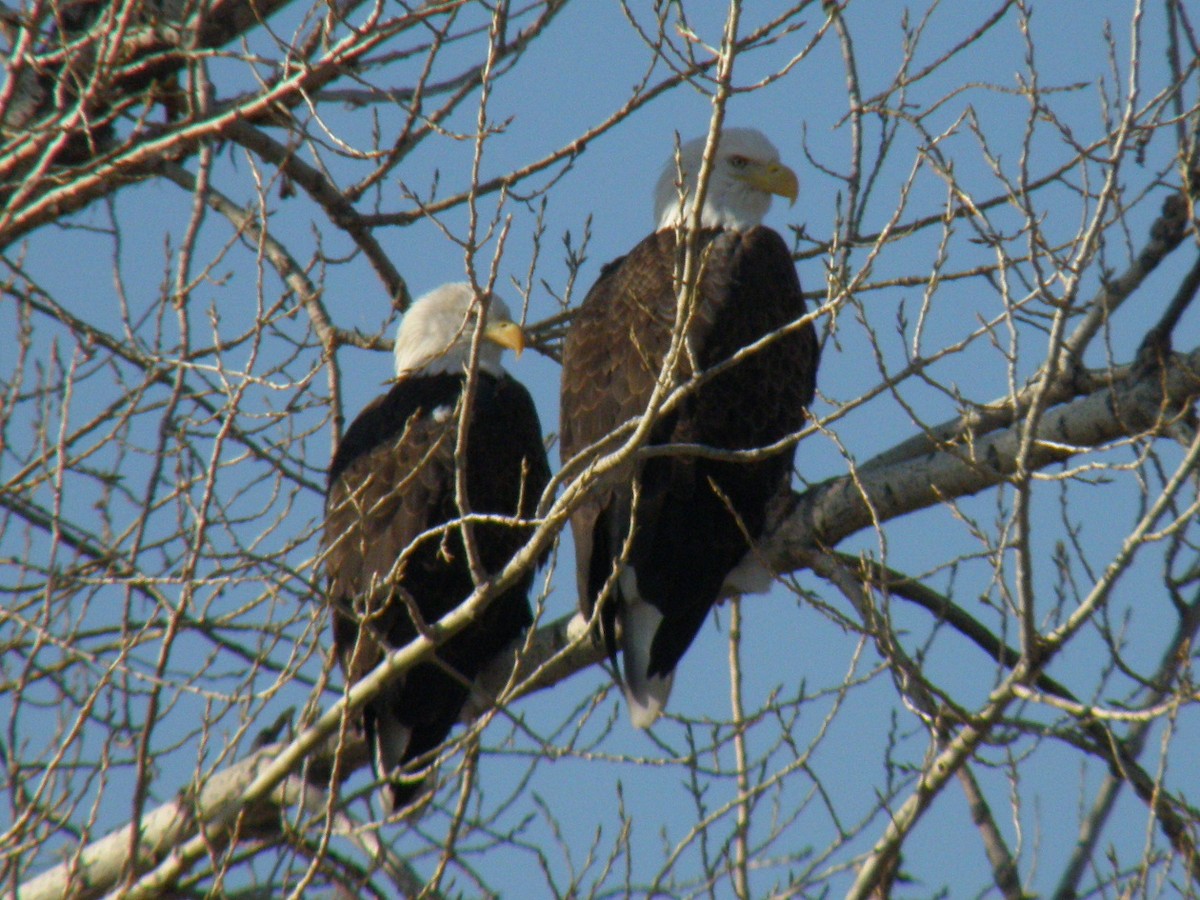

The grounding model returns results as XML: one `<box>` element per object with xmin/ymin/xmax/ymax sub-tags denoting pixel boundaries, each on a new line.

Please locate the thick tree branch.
<box><xmin>864</xmin><ymin>190</ymin><xmax>1194</xmax><ymax>475</ymax></box>
<box><xmin>767</xmin><ymin>344</ymin><xmax>1200</xmax><ymax>564</ymax></box>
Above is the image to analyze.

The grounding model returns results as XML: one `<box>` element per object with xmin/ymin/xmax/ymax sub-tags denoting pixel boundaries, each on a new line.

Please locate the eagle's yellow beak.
<box><xmin>742</xmin><ymin>161</ymin><xmax>800</xmax><ymax>207</ymax></box>
<box><xmin>484</xmin><ymin>320</ymin><xmax>527</xmax><ymax>358</ymax></box>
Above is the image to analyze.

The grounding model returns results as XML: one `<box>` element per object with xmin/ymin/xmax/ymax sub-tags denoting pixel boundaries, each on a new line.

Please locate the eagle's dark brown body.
<box><xmin>325</xmin><ymin>371</ymin><xmax>549</xmax><ymax>809</ymax></box>
<box><xmin>560</xmin><ymin>225</ymin><xmax>819</xmax><ymax>718</ymax></box>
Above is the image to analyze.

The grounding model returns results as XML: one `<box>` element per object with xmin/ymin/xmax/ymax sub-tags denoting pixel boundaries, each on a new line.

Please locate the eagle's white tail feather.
<box><xmin>723</xmin><ymin>552</ymin><xmax>773</xmax><ymax>596</ymax></box>
<box><xmin>619</xmin><ymin>575</ymin><xmax>674</xmax><ymax>728</ymax></box>
<box><xmin>373</xmin><ymin>710</ymin><xmax>413</xmax><ymax>813</ymax></box>
<box><xmin>626</xmin><ymin>667</ymin><xmax>673</xmax><ymax>729</ymax></box>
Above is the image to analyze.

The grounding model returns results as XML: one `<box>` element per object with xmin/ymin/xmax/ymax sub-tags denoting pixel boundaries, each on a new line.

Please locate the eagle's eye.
<box><xmin>728</xmin><ymin>155</ymin><xmax>750</xmax><ymax>169</ymax></box>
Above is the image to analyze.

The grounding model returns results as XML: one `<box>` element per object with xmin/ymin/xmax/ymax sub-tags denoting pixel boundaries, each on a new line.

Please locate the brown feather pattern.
<box><xmin>560</xmin><ymin>225</ymin><xmax>819</xmax><ymax>700</ymax></box>
<box><xmin>324</xmin><ymin>371</ymin><xmax>549</xmax><ymax>809</ymax></box>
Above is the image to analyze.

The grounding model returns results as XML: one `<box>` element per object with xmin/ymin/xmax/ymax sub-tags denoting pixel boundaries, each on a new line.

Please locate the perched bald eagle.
<box><xmin>560</xmin><ymin>128</ymin><xmax>820</xmax><ymax>727</ymax></box>
<box><xmin>324</xmin><ymin>282</ymin><xmax>550</xmax><ymax>810</ymax></box>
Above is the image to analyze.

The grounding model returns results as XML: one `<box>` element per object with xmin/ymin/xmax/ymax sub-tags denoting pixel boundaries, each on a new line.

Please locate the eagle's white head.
<box><xmin>393</xmin><ymin>282</ymin><xmax>525</xmax><ymax>378</ymax></box>
<box><xmin>653</xmin><ymin>128</ymin><xmax>799</xmax><ymax>232</ymax></box>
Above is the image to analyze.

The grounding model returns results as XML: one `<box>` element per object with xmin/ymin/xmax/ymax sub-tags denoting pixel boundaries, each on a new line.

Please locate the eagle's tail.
<box><xmin>618</xmin><ymin>571</ymin><xmax>674</xmax><ymax>728</ymax></box>
<box><xmin>367</xmin><ymin>705</ymin><xmax>428</xmax><ymax>814</ymax></box>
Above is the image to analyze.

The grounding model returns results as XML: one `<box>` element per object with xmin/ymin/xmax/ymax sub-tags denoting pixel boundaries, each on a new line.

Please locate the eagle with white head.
<box><xmin>561</xmin><ymin>129</ymin><xmax>820</xmax><ymax>727</ymax></box>
<box><xmin>324</xmin><ymin>282</ymin><xmax>550</xmax><ymax>809</ymax></box>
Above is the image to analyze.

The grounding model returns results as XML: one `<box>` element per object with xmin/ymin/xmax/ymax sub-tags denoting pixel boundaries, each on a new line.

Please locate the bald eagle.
<box><xmin>560</xmin><ymin>129</ymin><xmax>820</xmax><ymax>727</ymax></box>
<box><xmin>324</xmin><ymin>282</ymin><xmax>550</xmax><ymax>810</ymax></box>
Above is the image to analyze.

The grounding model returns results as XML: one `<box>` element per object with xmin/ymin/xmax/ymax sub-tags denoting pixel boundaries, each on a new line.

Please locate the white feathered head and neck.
<box><xmin>393</xmin><ymin>282</ymin><xmax>526</xmax><ymax>378</ymax></box>
<box><xmin>653</xmin><ymin>128</ymin><xmax>799</xmax><ymax>232</ymax></box>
